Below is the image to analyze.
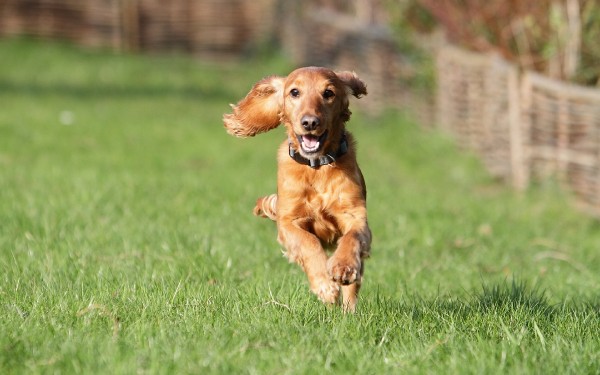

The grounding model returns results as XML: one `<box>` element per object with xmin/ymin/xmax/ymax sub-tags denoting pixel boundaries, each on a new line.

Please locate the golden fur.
<box><xmin>223</xmin><ymin>67</ymin><xmax>371</xmax><ymax>312</ymax></box>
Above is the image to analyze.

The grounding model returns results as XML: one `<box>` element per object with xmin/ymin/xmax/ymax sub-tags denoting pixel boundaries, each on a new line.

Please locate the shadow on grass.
<box><xmin>371</xmin><ymin>279</ymin><xmax>599</xmax><ymax>323</ymax></box>
<box><xmin>475</xmin><ymin>280</ymin><xmax>554</xmax><ymax>317</ymax></box>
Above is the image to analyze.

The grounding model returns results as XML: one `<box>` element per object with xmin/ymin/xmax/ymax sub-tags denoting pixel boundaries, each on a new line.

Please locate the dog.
<box><xmin>223</xmin><ymin>67</ymin><xmax>371</xmax><ymax>312</ymax></box>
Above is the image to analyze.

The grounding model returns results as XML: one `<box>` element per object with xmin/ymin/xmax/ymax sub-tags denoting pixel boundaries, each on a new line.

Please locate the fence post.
<box><xmin>557</xmin><ymin>91</ymin><xmax>569</xmax><ymax>179</ymax></box>
<box><xmin>435</xmin><ymin>48</ymin><xmax>450</xmax><ymax>134</ymax></box>
<box><xmin>518</xmin><ymin>72</ymin><xmax>533</xmax><ymax>189</ymax></box>
<box><xmin>508</xmin><ymin>65</ymin><xmax>526</xmax><ymax>190</ymax></box>
<box><xmin>121</xmin><ymin>0</ymin><xmax>139</xmax><ymax>52</ymax></box>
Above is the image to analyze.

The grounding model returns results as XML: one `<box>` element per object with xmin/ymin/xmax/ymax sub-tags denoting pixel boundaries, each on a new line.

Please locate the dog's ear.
<box><xmin>223</xmin><ymin>75</ymin><xmax>285</xmax><ymax>138</ymax></box>
<box><xmin>336</xmin><ymin>71</ymin><xmax>367</xmax><ymax>98</ymax></box>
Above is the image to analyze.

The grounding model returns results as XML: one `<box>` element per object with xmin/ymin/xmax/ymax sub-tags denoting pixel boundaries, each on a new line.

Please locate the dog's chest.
<box><xmin>279</xmin><ymin>160</ymin><xmax>364</xmax><ymax>244</ymax></box>
<box><xmin>302</xmin><ymin>184</ymin><xmax>344</xmax><ymax>244</ymax></box>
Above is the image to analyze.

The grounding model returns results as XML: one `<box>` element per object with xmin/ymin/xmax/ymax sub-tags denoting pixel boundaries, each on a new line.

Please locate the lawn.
<box><xmin>1</xmin><ymin>39</ymin><xmax>599</xmax><ymax>374</ymax></box>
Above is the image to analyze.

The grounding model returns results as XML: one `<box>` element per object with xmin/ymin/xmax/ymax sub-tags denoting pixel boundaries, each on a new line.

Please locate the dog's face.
<box><xmin>223</xmin><ymin>67</ymin><xmax>367</xmax><ymax>159</ymax></box>
<box><xmin>283</xmin><ymin>67</ymin><xmax>351</xmax><ymax>158</ymax></box>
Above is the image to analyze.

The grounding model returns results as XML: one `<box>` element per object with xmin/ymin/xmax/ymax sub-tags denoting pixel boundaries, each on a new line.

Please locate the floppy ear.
<box><xmin>336</xmin><ymin>71</ymin><xmax>367</xmax><ymax>98</ymax></box>
<box><xmin>223</xmin><ymin>75</ymin><xmax>285</xmax><ymax>138</ymax></box>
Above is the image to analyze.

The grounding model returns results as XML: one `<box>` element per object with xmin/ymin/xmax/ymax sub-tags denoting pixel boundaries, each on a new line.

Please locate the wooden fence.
<box><xmin>522</xmin><ymin>71</ymin><xmax>600</xmax><ymax>213</ymax></box>
<box><xmin>436</xmin><ymin>47</ymin><xmax>524</xmax><ymax>187</ymax></box>
<box><xmin>436</xmin><ymin>46</ymin><xmax>600</xmax><ymax>215</ymax></box>
<box><xmin>0</xmin><ymin>0</ymin><xmax>276</xmax><ymax>56</ymax></box>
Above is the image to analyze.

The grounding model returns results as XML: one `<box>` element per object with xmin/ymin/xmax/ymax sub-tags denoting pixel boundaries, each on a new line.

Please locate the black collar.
<box><xmin>289</xmin><ymin>133</ymin><xmax>348</xmax><ymax>169</ymax></box>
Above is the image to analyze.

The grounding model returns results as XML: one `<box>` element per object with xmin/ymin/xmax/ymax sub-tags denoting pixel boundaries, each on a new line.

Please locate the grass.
<box><xmin>1</xmin><ymin>38</ymin><xmax>600</xmax><ymax>374</ymax></box>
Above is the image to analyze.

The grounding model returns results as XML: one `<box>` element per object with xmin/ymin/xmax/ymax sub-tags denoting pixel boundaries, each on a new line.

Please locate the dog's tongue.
<box><xmin>302</xmin><ymin>135</ymin><xmax>319</xmax><ymax>148</ymax></box>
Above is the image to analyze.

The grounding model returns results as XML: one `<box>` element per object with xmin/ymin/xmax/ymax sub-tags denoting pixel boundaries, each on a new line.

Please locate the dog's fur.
<box><xmin>223</xmin><ymin>67</ymin><xmax>371</xmax><ymax>312</ymax></box>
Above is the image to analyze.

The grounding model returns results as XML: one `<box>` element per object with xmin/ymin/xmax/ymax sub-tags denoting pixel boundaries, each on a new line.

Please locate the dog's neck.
<box><xmin>288</xmin><ymin>132</ymin><xmax>348</xmax><ymax>169</ymax></box>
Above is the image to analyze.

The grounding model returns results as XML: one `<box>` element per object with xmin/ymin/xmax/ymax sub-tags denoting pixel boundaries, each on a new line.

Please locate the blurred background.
<box><xmin>1</xmin><ymin>0</ymin><xmax>600</xmax><ymax>215</ymax></box>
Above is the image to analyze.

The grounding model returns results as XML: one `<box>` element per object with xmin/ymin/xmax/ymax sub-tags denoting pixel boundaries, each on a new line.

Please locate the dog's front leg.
<box><xmin>327</xmin><ymin>225</ymin><xmax>371</xmax><ymax>312</ymax></box>
<box><xmin>278</xmin><ymin>219</ymin><xmax>340</xmax><ymax>304</ymax></box>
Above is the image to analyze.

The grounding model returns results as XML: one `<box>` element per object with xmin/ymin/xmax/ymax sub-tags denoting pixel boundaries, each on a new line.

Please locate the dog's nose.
<box><xmin>301</xmin><ymin>115</ymin><xmax>320</xmax><ymax>131</ymax></box>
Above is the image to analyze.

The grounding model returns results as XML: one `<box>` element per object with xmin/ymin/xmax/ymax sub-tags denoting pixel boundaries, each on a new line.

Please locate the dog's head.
<box><xmin>224</xmin><ymin>67</ymin><xmax>367</xmax><ymax>160</ymax></box>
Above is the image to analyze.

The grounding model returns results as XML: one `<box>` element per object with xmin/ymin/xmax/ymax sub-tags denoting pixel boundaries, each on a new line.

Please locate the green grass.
<box><xmin>1</xmin><ymin>38</ymin><xmax>600</xmax><ymax>374</ymax></box>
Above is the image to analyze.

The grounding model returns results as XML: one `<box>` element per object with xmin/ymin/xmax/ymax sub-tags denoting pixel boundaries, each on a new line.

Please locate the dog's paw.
<box><xmin>327</xmin><ymin>256</ymin><xmax>360</xmax><ymax>285</ymax></box>
<box><xmin>310</xmin><ymin>279</ymin><xmax>340</xmax><ymax>304</ymax></box>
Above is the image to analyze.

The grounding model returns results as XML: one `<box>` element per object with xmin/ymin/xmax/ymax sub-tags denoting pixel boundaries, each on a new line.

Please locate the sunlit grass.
<box><xmin>1</xmin><ymin>38</ymin><xmax>599</xmax><ymax>374</ymax></box>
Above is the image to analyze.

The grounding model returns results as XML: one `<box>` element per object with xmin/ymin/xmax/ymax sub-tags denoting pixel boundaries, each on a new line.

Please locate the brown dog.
<box><xmin>223</xmin><ymin>67</ymin><xmax>371</xmax><ymax>312</ymax></box>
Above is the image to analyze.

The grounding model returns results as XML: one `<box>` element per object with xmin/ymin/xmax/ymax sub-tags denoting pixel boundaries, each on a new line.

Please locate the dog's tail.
<box><xmin>253</xmin><ymin>194</ymin><xmax>277</xmax><ymax>221</ymax></box>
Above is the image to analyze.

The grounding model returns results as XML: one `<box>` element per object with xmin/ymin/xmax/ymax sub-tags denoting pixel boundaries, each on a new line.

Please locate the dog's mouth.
<box><xmin>297</xmin><ymin>130</ymin><xmax>328</xmax><ymax>154</ymax></box>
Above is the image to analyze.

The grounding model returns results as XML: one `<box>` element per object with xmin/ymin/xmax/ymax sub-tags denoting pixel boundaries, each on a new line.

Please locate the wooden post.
<box><xmin>508</xmin><ymin>63</ymin><xmax>526</xmax><ymax>190</ymax></box>
<box><xmin>557</xmin><ymin>88</ymin><xmax>569</xmax><ymax>179</ymax></box>
<box><xmin>518</xmin><ymin>72</ymin><xmax>533</xmax><ymax>189</ymax></box>
<box><xmin>121</xmin><ymin>0</ymin><xmax>139</xmax><ymax>52</ymax></box>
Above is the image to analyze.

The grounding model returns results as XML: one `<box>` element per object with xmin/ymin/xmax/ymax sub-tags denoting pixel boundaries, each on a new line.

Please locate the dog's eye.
<box><xmin>290</xmin><ymin>88</ymin><xmax>300</xmax><ymax>98</ymax></box>
<box><xmin>323</xmin><ymin>89</ymin><xmax>335</xmax><ymax>99</ymax></box>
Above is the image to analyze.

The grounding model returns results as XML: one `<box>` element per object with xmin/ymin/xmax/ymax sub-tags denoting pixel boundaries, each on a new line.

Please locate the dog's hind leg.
<box><xmin>253</xmin><ymin>194</ymin><xmax>277</xmax><ymax>221</ymax></box>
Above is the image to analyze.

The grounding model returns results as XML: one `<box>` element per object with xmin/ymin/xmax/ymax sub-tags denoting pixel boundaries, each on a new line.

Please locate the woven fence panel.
<box><xmin>172</xmin><ymin>0</ymin><xmax>247</xmax><ymax>54</ymax></box>
<box><xmin>0</xmin><ymin>0</ymin><xmax>127</xmax><ymax>50</ymax></box>
<box><xmin>137</xmin><ymin>0</ymin><xmax>189</xmax><ymax>51</ymax></box>
<box><xmin>0</xmin><ymin>0</ymin><xmax>85</xmax><ymax>41</ymax></box>
<box><xmin>82</xmin><ymin>0</ymin><xmax>123</xmax><ymax>50</ymax></box>
<box><xmin>436</xmin><ymin>47</ymin><xmax>487</xmax><ymax>150</ymax></box>
<box><xmin>522</xmin><ymin>72</ymin><xmax>600</xmax><ymax>213</ymax></box>
<box><xmin>436</xmin><ymin>46</ymin><xmax>523</xmax><ymax>185</ymax></box>
<box><xmin>0</xmin><ymin>0</ymin><xmax>276</xmax><ymax>55</ymax></box>
<box><xmin>188</xmin><ymin>0</ymin><xmax>276</xmax><ymax>56</ymax></box>
<box><xmin>483</xmin><ymin>56</ymin><xmax>524</xmax><ymax>187</ymax></box>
